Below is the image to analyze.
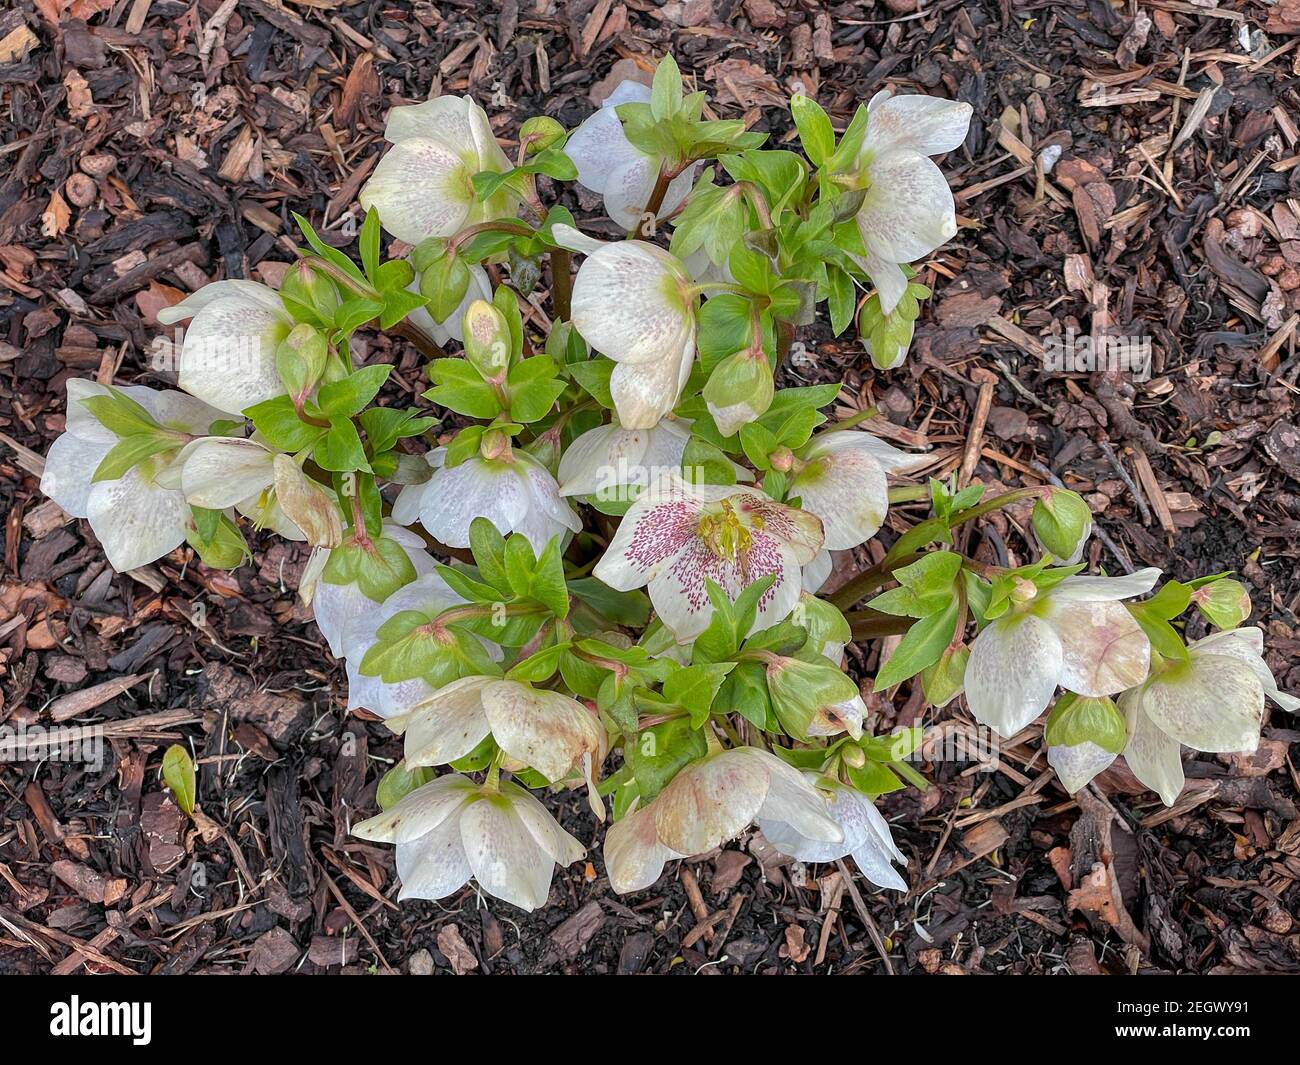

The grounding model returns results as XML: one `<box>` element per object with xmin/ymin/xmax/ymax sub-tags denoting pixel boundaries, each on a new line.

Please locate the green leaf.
<box><xmin>663</xmin><ymin>662</ymin><xmax>735</xmax><ymax>727</ymax></box>
<box><xmin>161</xmin><ymin>744</ymin><xmax>197</xmax><ymax>816</ymax></box>
<box><xmin>568</xmin><ymin>578</ymin><xmax>651</xmax><ymax>627</ymax></box>
<box><xmin>568</xmin><ymin>358</ymin><xmax>615</xmax><ymax>408</ymax></box>
<box><xmin>651</xmin><ymin>53</ymin><xmax>684</xmax><ymax>121</ymax></box>
<box><xmin>293</xmin><ymin>212</ymin><xmax>368</xmax><ymax>287</ymax></box>
<box><xmin>791</xmin><ymin>94</ymin><xmax>835</xmax><ymax>166</ymax></box>
<box><xmin>91</xmin><ymin>433</ymin><xmax>180</xmax><ymax>483</ymax></box>
<box><xmin>1044</xmin><ymin>693</ymin><xmax>1127</xmax><ymax>755</ymax></box>
<box><xmin>245</xmin><ymin>395</ymin><xmax>326</xmax><ymax>452</ymax></box>
<box><xmin>425</xmin><ymin>359</ymin><xmax>504</xmax><ymax>419</ymax></box>
<box><xmin>80</xmin><ymin>387</ymin><xmax>164</xmax><ymax>438</ymax></box>
<box><xmin>318</xmin><ymin>364</ymin><xmax>391</xmax><ymax>419</ymax></box>
<box><xmin>874</xmin><ymin>597</ymin><xmax>959</xmax><ymax>689</ymax></box>
<box><xmin>507</xmin><ymin>356</ymin><xmax>566</xmax><ymax>422</ymax></box>
<box><xmin>359</xmin><ymin>206</ymin><xmax>381</xmax><ymax>281</ymax></box>
<box><xmin>314</xmin><ymin>417</ymin><xmax>370</xmax><ymax>472</ymax></box>
<box><xmin>719</xmin><ymin>661</ymin><xmax>774</xmax><ymax>730</ymax></box>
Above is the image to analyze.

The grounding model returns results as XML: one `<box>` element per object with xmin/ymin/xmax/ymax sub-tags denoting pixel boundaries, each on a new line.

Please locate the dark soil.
<box><xmin>2</xmin><ymin>0</ymin><xmax>1299</xmax><ymax>975</ymax></box>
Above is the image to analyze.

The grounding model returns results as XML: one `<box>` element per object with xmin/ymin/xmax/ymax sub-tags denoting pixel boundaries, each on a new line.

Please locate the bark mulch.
<box><xmin>2</xmin><ymin>0</ymin><xmax>1299</xmax><ymax>975</ymax></box>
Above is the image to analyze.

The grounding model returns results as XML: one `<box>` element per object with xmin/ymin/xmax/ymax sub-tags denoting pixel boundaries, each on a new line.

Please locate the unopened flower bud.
<box><xmin>769</xmin><ymin>445</ymin><xmax>794</xmax><ymax>473</ymax></box>
<box><xmin>273</xmin><ymin>455</ymin><xmax>342</xmax><ymax>547</ymax></box>
<box><xmin>841</xmin><ymin>744</ymin><xmax>866</xmax><ymax>769</ymax></box>
<box><xmin>519</xmin><ymin>116</ymin><xmax>567</xmax><ymax>155</ymax></box>
<box><xmin>766</xmin><ymin>655</ymin><xmax>861</xmax><ymax>741</ymax></box>
<box><xmin>479</xmin><ymin>428</ymin><xmax>511</xmax><ymax>462</ymax></box>
<box><xmin>1191</xmin><ymin>579</ymin><xmax>1252</xmax><ymax>631</ymax></box>
<box><xmin>275</xmin><ymin>323</ymin><xmax>329</xmax><ymax>400</ymax></box>
<box><xmin>280</xmin><ymin>261</ymin><xmax>341</xmax><ymax>321</ymax></box>
<box><xmin>524</xmin><ymin>424</ymin><xmax>562</xmax><ymax>476</ymax></box>
<box><xmin>703</xmin><ymin>348</ymin><xmax>774</xmax><ymax>437</ymax></box>
<box><xmin>462</xmin><ymin>299</ymin><xmax>513</xmax><ymax>380</ymax></box>
<box><xmin>1010</xmin><ymin>577</ymin><xmax>1038</xmax><ymax>604</ymax></box>
<box><xmin>1032</xmin><ymin>487</ymin><xmax>1093</xmax><ymax>564</ymax></box>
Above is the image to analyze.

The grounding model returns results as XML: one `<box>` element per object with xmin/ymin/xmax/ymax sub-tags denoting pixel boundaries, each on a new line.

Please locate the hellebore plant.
<box><xmin>38</xmin><ymin>57</ymin><xmax>1296</xmax><ymax>915</ymax></box>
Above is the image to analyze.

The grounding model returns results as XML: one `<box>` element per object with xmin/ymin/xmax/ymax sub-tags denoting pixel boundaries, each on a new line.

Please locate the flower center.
<box><xmin>697</xmin><ymin>498</ymin><xmax>761</xmax><ymax>561</ymax></box>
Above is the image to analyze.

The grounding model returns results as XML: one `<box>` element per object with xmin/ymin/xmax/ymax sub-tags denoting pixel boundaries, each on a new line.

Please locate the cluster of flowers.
<box><xmin>38</xmin><ymin>59</ymin><xmax>1295</xmax><ymax>913</ymax></box>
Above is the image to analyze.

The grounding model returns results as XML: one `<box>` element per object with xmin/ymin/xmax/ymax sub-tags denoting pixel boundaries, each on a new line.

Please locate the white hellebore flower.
<box><xmin>603</xmin><ymin>748</ymin><xmax>842</xmax><ymax>893</ymax></box>
<box><xmin>353</xmin><ymin>774</ymin><xmax>584</xmax><ymax>910</ymax></box>
<box><xmin>965</xmin><ymin>568</ymin><xmax>1161</xmax><ymax>738</ymax></box>
<box><xmin>593</xmin><ymin>472</ymin><xmax>823</xmax><ymax>642</ymax></box>
<box><xmin>791</xmin><ymin>428</ymin><xmax>926</xmax><ymax>593</ymax></box>
<box><xmin>400</xmin><ymin>676</ymin><xmax>605</xmax><ymax>815</ymax></box>
<box><xmin>758</xmin><ymin>775</ymin><xmax>908</xmax><ymax>891</ymax></box>
<box><xmin>851</xmin><ymin>91</ymin><xmax>973</xmax><ymax>315</ymax></box>
<box><xmin>175</xmin><ymin>436</ymin><xmax>321</xmax><ymax>543</ymax></box>
<box><xmin>1122</xmin><ymin>627</ymin><xmax>1299</xmax><ymax>806</ymax></box>
<box><xmin>310</xmin><ymin>523</ymin><xmax>436</xmax><ymax>658</ymax></box>
<box><xmin>358</xmin><ymin>95</ymin><xmax>514</xmax><ymax>245</ymax></box>
<box><xmin>557</xmin><ymin>417</ymin><xmax>691</xmax><ymax>498</ymax></box>
<box><xmin>40</xmin><ymin>380</ymin><xmax>223</xmax><ymax>572</ymax></box>
<box><xmin>564</xmin><ymin>79</ymin><xmax>697</xmax><ymax>229</ymax></box>
<box><xmin>338</xmin><ymin>570</ymin><xmax>501</xmax><ymax>718</ymax></box>
<box><xmin>156</xmin><ymin>280</ymin><xmax>293</xmax><ymax>416</ymax></box>
<box><xmin>559</xmin><ymin>224</ymin><xmax>696</xmax><ymax>430</ymax></box>
<box><xmin>392</xmin><ymin>444</ymin><xmax>580</xmax><ymax>552</ymax></box>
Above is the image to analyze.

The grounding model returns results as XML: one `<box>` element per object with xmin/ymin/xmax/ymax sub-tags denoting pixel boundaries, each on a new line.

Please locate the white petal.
<box><xmin>417</xmin><ymin>458</ymin><xmax>531</xmax><ymax>548</ymax></box>
<box><xmin>155</xmin><ymin>279</ymin><xmax>284</xmax><ymax>326</ymax></box>
<box><xmin>1047</xmin><ymin>741</ymin><xmax>1116</xmax><ymax>795</ymax></box>
<box><xmin>603</xmin><ymin>804</ymin><xmax>680</xmax><ymax>894</ymax></box>
<box><xmin>500</xmin><ymin>781</ymin><xmax>586</xmax><ymax>866</ymax></box>
<box><xmin>394</xmin><ymin>815</ymin><xmax>473</xmax><ymax>902</ymax></box>
<box><xmin>653</xmin><ymin>749</ymin><xmax>771</xmax><ymax>856</ymax></box>
<box><xmin>1191</xmin><ymin>628</ymin><xmax>1300</xmax><ymax>713</ymax></box>
<box><xmin>852</xmin><ymin>246</ymin><xmax>910</xmax><ymax>317</ymax></box>
<box><xmin>404</xmin><ymin>675</ymin><xmax>496</xmax><ymax>768</ymax></box>
<box><xmin>481</xmin><ymin>681</ymin><xmax>602</xmax><ymax>783</ymax></box>
<box><xmin>570</xmin><ymin>242</ymin><xmax>694</xmax><ymax>366</ymax></box>
<box><xmin>39</xmin><ymin>432</ymin><xmax>110</xmax><ymax>518</ymax></box>
<box><xmin>549</xmin><ymin>222</ymin><xmax>609</xmax><ymax>256</ymax></box>
<box><xmin>385</xmin><ymin>95</ymin><xmax>508</xmax><ymax>172</ymax></box>
<box><xmin>601</xmin><ymin>154</ymin><xmax>659</xmax><ymax>230</ymax></box>
<box><xmin>459</xmin><ymin>792</ymin><xmax>556</xmax><ymax>911</ymax></box>
<box><xmin>791</xmin><ymin>446</ymin><xmax>888</xmax><ymax>550</ymax></box>
<box><xmin>857</xmin><ymin>148</ymin><xmax>956</xmax><ymax>263</ymax></box>
<box><xmin>1140</xmin><ymin>654</ymin><xmax>1264</xmax><ymax>753</ymax></box>
<box><xmin>965</xmin><ymin>613</ymin><xmax>1063</xmax><ymax>737</ymax></box>
<box><xmin>563</xmin><ymin>102</ymin><xmax>646</xmax><ymax>195</ymax></box>
<box><xmin>176</xmin><ymin>286</ymin><xmax>290</xmax><ymax>415</ymax></box>
<box><xmin>179</xmin><ymin>438</ymin><xmax>275</xmax><ymax>510</ymax></box>
<box><xmin>359</xmin><ymin>137</ymin><xmax>472</xmax><ymax>245</ymax></box>
<box><xmin>1121</xmin><ymin>690</ymin><xmax>1184</xmax><ymax>806</ymax></box>
<box><xmin>1044</xmin><ymin>598</ymin><xmax>1151</xmax><ymax>697</ymax></box>
<box><xmin>864</xmin><ymin>92</ymin><xmax>973</xmax><ymax>158</ymax></box>
<box><xmin>593</xmin><ymin>477</ymin><xmax>704</xmax><ymax>592</ymax></box>
<box><xmin>312</xmin><ymin>577</ymin><xmax>376</xmax><ymax>658</ymax></box>
<box><xmin>511</xmin><ymin>455</ymin><xmax>582</xmax><ymax>550</ymax></box>
<box><xmin>609</xmin><ymin>334</ymin><xmax>694</xmax><ymax>429</ymax></box>
<box><xmin>85</xmin><ymin>467</ymin><xmax>189</xmax><ymax>572</ymax></box>
<box><xmin>351</xmin><ymin>773</ymin><xmax>478</xmax><ymax>844</ymax></box>
<box><xmin>802</xmin><ymin>548</ymin><xmax>833</xmax><ymax>594</ymax></box>
<box><xmin>1050</xmin><ymin>567</ymin><xmax>1161</xmax><ymax>604</ymax></box>
<box><xmin>805</xmin><ymin>428</ymin><xmax>927</xmax><ymax>475</ymax></box>
<box><xmin>750</xmin><ymin>750</ymin><xmax>843</xmax><ymax>844</ymax></box>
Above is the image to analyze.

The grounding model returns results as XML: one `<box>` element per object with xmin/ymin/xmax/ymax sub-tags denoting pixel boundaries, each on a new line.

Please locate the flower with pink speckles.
<box><xmin>592</xmin><ymin>472</ymin><xmax>823</xmax><ymax>642</ymax></box>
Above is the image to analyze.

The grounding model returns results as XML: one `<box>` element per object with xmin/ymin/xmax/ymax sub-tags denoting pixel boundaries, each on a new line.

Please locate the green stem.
<box><xmin>550</xmin><ymin>248</ymin><xmax>572</xmax><ymax>321</ymax></box>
